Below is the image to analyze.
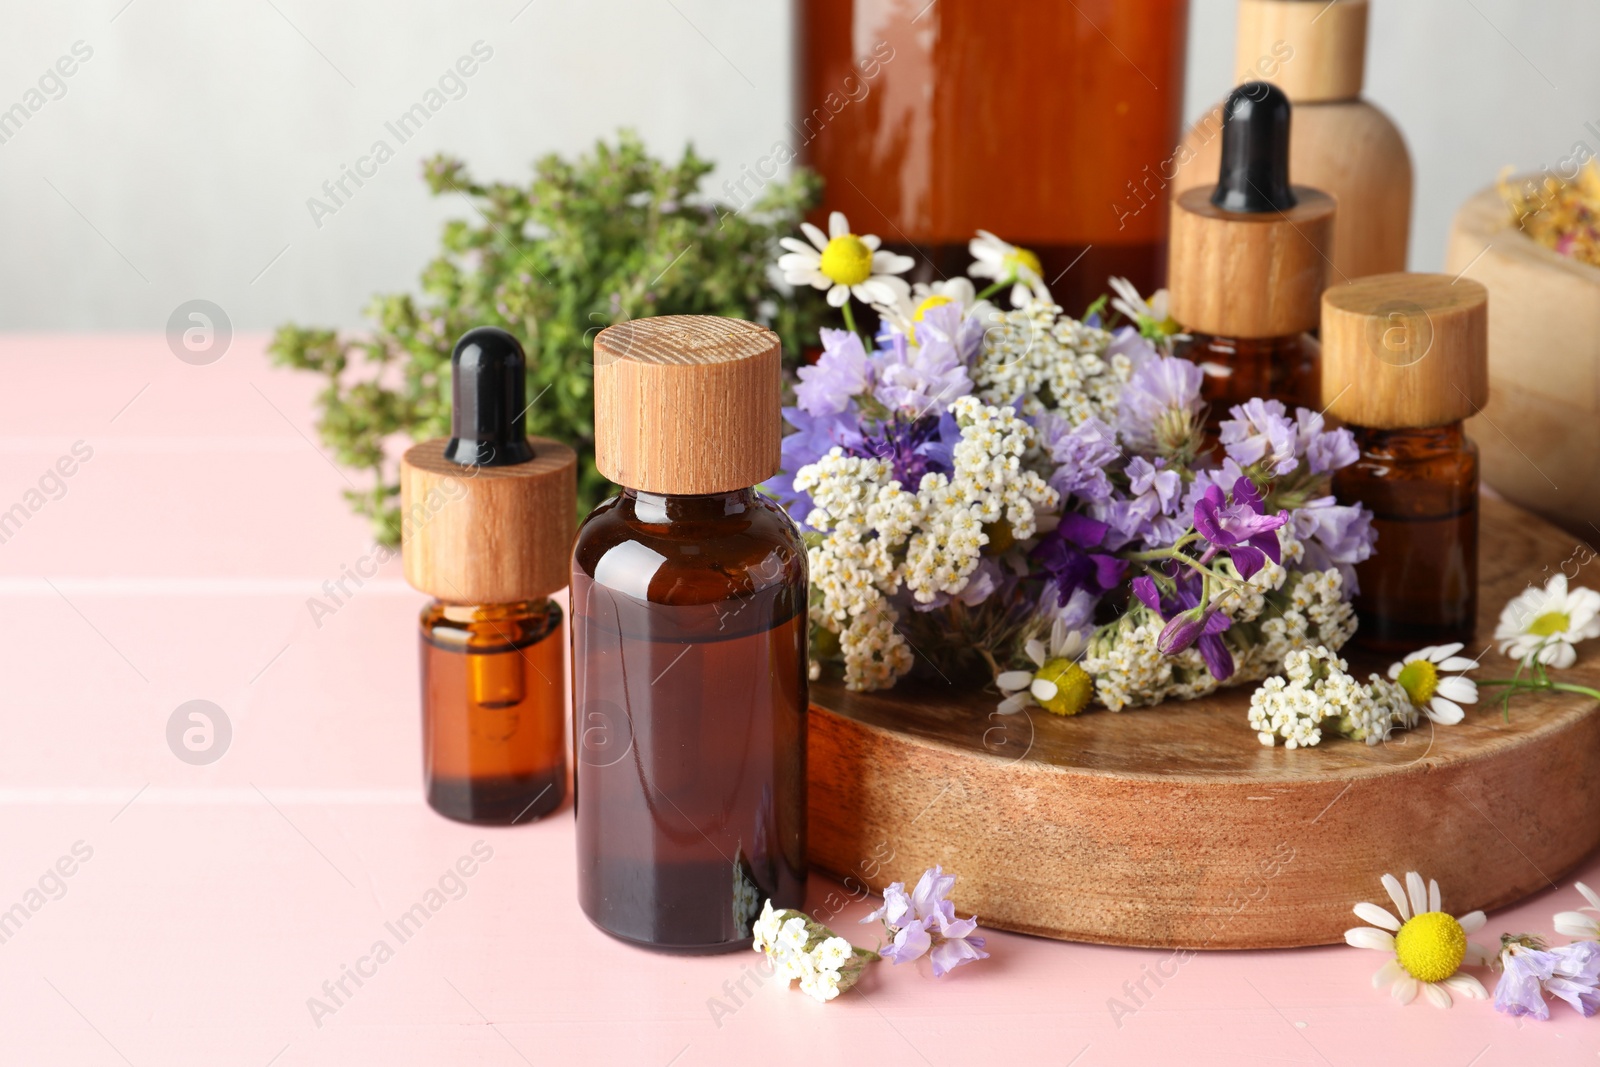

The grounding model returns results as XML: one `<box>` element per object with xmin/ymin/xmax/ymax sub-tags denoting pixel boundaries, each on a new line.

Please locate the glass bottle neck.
<box><xmin>624</xmin><ymin>486</ymin><xmax>759</xmax><ymax>524</ymax></box>
<box><xmin>1350</xmin><ymin>422</ymin><xmax>1466</xmax><ymax>456</ymax></box>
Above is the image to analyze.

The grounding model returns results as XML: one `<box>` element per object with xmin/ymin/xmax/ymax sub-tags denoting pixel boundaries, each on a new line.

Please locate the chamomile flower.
<box><xmin>778</xmin><ymin>211</ymin><xmax>914</xmax><ymax>308</ymax></box>
<box><xmin>874</xmin><ymin>276</ymin><xmax>996</xmax><ymax>337</ymax></box>
<box><xmin>1553</xmin><ymin>881</ymin><xmax>1600</xmax><ymax>940</ymax></box>
<box><xmin>1387</xmin><ymin>643</ymin><xmax>1480</xmax><ymax>726</ymax></box>
<box><xmin>1496</xmin><ymin>574</ymin><xmax>1600</xmax><ymax>669</ymax></box>
<box><xmin>1107</xmin><ymin>276</ymin><xmax>1184</xmax><ymax>341</ymax></box>
<box><xmin>967</xmin><ymin>230</ymin><xmax>1051</xmax><ymax>308</ymax></box>
<box><xmin>1345</xmin><ymin>871</ymin><xmax>1490</xmax><ymax>1008</ymax></box>
<box><xmin>996</xmin><ymin>617</ymin><xmax>1094</xmax><ymax>716</ymax></box>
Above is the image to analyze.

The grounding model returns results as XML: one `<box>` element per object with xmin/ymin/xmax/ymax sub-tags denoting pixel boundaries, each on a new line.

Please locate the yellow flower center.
<box><xmin>1396</xmin><ymin>660</ymin><xmax>1439</xmax><ymax>708</ymax></box>
<box><xmin>819</xmin><ymin>234</ymin><xmax>874</xmax><ymax>287</ymax></box>
<box><xmin>1528</xmin><ymin>610</ymin><xmax>1571</xmax><ymax>637</ymax></box>
<box><xmin>1393</xmin><ymin>911</ymin><xmax>1466</xmax><ymax>983</ymax></box>
<box><xmin>1036</xmin><ymin>658</ymin><xmax>1093</xmax><ymax>717</ymax></box>
<box><xmin>913</xmin><ymin>294</ymin><xmax>954</xmax><ymax>321</ymax></box>
<box><xmin>1003</xmin><ymin>246</ymin><xmax>1042</xmax><ymax>281</ymax></box>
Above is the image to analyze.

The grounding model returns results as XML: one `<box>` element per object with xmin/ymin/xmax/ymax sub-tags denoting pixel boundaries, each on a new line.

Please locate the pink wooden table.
<box><xmin>2</xmin><ymin>334</ymin><xmax>1596</xmax><ymax>1065</ymax></box>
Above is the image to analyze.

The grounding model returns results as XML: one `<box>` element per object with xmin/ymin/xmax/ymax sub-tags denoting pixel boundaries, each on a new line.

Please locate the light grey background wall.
<box><xmin>0</xmin><ymin>0</ymin><xmax>1596</xmax><ymax>331</ymax></box>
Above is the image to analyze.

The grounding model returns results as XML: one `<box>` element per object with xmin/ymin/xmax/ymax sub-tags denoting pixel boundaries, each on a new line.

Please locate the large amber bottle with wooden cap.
<box><xmin>1170</xmin><ymin>81</ymin><xmax>1335</xmax><ymax>433</ymax></box>
<box><xmin>1173</xmin><ymin>0</ymin><xmax>1412</xmax><ymax>280</ymax></box>
<box><xmin>399</xmin><ymin>327</ymin><xmax>577</xmax><ymax>825</ymax></box>
<box><xmin>572</xmin><ymin>315</ymin><xmax>808</xmax><ymax>954</ymax></box>
<box><xmin>1323</xmin><ymin>274</ymin><xmax>1489</xmax><ymax>651</ymax></box>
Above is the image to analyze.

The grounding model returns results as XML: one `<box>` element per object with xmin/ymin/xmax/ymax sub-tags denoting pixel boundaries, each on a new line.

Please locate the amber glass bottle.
<box><xmin>1335</xmin><ymin>425</ymin><xmax>1478</xmax><ymax>651</ymax></box>
<box><xmin>400</xmin><ymin>327</ymin><xmax>577</xmax><ymax>825</ymax></box>
<box><xmin>798</xmin><ymin>0</ymin><xmax>1189</xmax><ymax>314</ymax></box>
<box><xmin>420</xmin><ymin>600</ymin><xmax>565</xmax><ymax>822</ymax></box>
<box><xmin>573</xmin><ymin>316</ymin><xmax>808</xmax><ymax>954</ymax></box>
<box><xmin>1169</xmin><ymin>83</ymin><xmax>1334</xmax><ymax>436</ymax></box>
<box><xmin>1322</xmin><ymin>274</ymin><xmax>1490</xmax><ymax>652</ymax></box>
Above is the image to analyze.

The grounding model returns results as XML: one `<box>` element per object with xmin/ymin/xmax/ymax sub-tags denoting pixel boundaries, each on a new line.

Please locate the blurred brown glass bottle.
<box><xmin>796</xmin><ymin>0</ymin><xmax>1189</xmax><ymax>316</ymax></box>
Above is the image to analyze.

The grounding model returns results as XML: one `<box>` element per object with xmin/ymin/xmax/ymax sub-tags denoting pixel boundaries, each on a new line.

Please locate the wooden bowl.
<box><xmin>1446</xmin><ymin>183</ymin><xmax>1600</xmax><ymax>539</ymax></box>
<box><xmin>806</xmin><ymin>496</ymin><xmax>1600</xmax><ymax>948</ymax></box>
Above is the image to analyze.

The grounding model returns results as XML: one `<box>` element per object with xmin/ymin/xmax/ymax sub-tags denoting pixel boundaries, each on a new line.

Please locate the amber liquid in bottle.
<box><xmin>571</xmin><ymin>488</ymin><xmax>808</xmax><ymax>954</ymax></box>
<box><xmin>799</xmin><ymin>0</ymin><xmax>1189</xmax><ymax>314</ymax></box>
<box><xmin>1176</xmin><ymin>331</ymin><xmax>1321</xmax><ymax>438</ymax></box>
<box><xmin>1335</xmin><ymin>423</ymin><xmax>1478</xmax><ymax>652</ymax></box>
<box><xmin>420</xmin><ymin>599</ymin><xmax>565</xmax><ymax>824</ymax></box>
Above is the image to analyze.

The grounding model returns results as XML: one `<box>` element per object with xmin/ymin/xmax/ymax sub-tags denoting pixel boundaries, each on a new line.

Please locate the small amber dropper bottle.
<box><xmin>572</xmin><ymin>315</ymin><xmax>808</xmax><ymax>954</ymax></box>
<box><xmin>1322</xmin><ymin>274</ymin><xmax>1490</xmax><ymax>652</ymax></box>
<box><xmin>399</xmin><ymin>327</ymin><xmax>577</xmax><ymax>824</ymax></box>
<box><xmin>1169</xmin><ymin>81</ymin><xmax>1336</xmax><ymax>435</ymax></box>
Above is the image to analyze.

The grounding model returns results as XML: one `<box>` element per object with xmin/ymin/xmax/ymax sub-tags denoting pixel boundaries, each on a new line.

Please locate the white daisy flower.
<box><xmin>778</xmin><ymin>210</ymin><xmax>914</xmax><ymax>309</ymax></box>
<box><xmin>1345</xmin><ymin>870</ymin><xmax>1490</xmax><ymax>1008</ymax></box>
<box><xmin>1386</xmin><ymin>643</ymin><xmax>1479</xmax><ymax>725</ymax></box>
<box><xmin>1554</xmin><ymin>881</ymin><xmax>1600</xmax><ymax>940</ymax></box>
<box><xmin>1496</xmin><ymin>574</ymin><xmax>1600</xmax><ymax>669</ymax></box>
<box><xmin>874</xmin><ymin>276</ymin><xmax>996</xmax><ymax>337</ymax></box>
<box><xmin>967</xmin><ymin>229</ymin><xmax>1051</xmax><ymax>308</ymax></box>
<box><xmin>996</xmin><ymin>617</ymin><xmax>1093</xmax><ymax>717</ymax></box>
<box><xmin>1107</xmin><ymin>276</ymin><xmax>1183</xmax><ymax>339</ymax></box>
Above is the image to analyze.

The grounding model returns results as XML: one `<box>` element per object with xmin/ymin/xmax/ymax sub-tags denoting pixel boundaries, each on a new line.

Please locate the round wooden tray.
<box><xmin>806</xmin><ymin>496</ymin><xmax>1600</xmax><ymax>948</ymax></box>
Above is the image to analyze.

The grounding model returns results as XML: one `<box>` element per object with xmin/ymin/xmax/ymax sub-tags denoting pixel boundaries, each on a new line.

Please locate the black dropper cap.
<box><xmin>1211</xmin><ymin>81</ymin><xmax>1297</xmax><ymax>214</ymax></box>
<box><xmin>443</xmin><ymin>327</ymin><xmax>535</xmax><ymax>467</ymax></box>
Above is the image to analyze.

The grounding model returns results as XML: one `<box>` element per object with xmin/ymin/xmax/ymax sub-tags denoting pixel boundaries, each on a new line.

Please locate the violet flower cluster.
<box><xmin>773</xmin><ymin>250</ymin><xmax>1377</xmax><ymax>711</ymax></box>
<box><xmin>862</xmin><ymin>865</ymin><xmax>989</xmax><ymax>977</ymax></box>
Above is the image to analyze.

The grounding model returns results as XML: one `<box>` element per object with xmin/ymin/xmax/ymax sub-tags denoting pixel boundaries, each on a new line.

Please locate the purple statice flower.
<box><xmin>1193</xmin><ymin>477</ymin><xmax>1289</xmax><ymax>580</ymax></box>
<box><xmin>861</xmin><ymin>414</ymin><xmax>953</xmax><ymax>490</ymax></box>
<box><xmin>1547</xmin><ymin>941</ymin><xmax>1600</xmax><ymax>1016</ymax></box>
<box><xmin>872</xmin><ymin>315</ymin><xmax>972</xmax><ymax>416</ymax></box>
<box><xmin>1040</xmin><ymin>415</ymin><xmax>1120</xmax><ymax>504</ymax></box>
<box><xmin>920</xmin><ymin>299</ymin><xmax>989</xmax><ymax>367</ymax></box>
<box><xmin>1294</xmin><ymin>408</ymin><xmax>1360</xmax><ymax>475</ymax></box>
<box><xmin>795</xmin><ymin>328</ymin><xmax>872</xmax><ymax>416</ymax></box>
<box><xmin>862</xmin><ymin>865</ymin><xmax>988</xmax><ymax>977</ymax></box>
<box><xmin>768</xmin><ymin>406</ymin><xmax>863</xmax><ymax>526</ymax></box>
<box><xmin>1293</xmin><ymin>496</ymin><xmax>1376</xmax><ymax>596</ymax></box>
<box><xmin>1033</xmin><ymin>513</ymin><xmax>1128</xmax><ymax>607</ymax></box>
<box><xmin>1219</xmin><ymin>398</ymin><xmax>1299</xmax><ymax>476</ymax></box>
<box><xmin>1495</xmin><ymin>940</ymin><xmax>1559</xmax><ymax>1019</ymax></box>
<box><xmin>1099</xmin><ymin>456</ymin><xmax>1187</xmax><ymax>549</ymax></box>
<box><xmin>1103</xmin><ymin>324</ymin><xmax>1165</xmax><ymax>370</ymax></box>
<box><xmin>1115</xmin><ymin>353</ymin><xmax>1204</xmax><ymax>453</ymax></box>
<box><xmin>1132</xmin><ymin>572</ymin><xmax>1234</xmax><ymax>680</ymax></box>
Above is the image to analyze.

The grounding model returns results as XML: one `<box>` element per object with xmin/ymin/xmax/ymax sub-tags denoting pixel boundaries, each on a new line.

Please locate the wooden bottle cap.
<box><xmin>593</xmin><ymin>315</ymin><xmax>781</xmax><ymax>495</ymax></box>
<box><xmin>1168</xmin><ymin>185</ymin><xmax>1336</xmax><ymax>337</ymax></box>
<box><xmin>1321</xmin><ymin>273</ymin><xmax>1489</xmax><ymax>428</ymax></box>
<box><xmin>399</xmin><ymin>436</ymin><xmax>577</xmax><ymax>603</ymax></box>
<box><xmin>1237</xmin><ymin>0</ymin><xmax>1368</xmax><ymax>103</ymax></box>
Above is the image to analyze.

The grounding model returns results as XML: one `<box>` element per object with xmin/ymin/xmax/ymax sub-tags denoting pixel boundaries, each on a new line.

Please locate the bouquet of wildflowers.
<box><xmin>770</xmin><ymin>215</ymin><xmax>1378</xmax><ymax>715</ymax></box>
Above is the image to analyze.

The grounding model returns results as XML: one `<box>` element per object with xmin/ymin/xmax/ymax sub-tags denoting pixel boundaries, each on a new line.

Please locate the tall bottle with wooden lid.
<box><xmin>1323</xmin><ymin>274</ymin><xmax>1489</xmax><ymax>651</ymax></box>
<box><xmin>1169</xmin><ymin>81</ymin><xmax>1335</xmax><ymax>432</ymax></box>
<box><xmin>400</xmin><ymin>327</ymin><xmax>577</xmax><ymax>824</ymax></box>
<box><xmin>1172</xmin><ymin>0</ymin><xmax>1411</xmax><ymax>280</ymax></box>
<box><xmin>572</xmin><ymin>315</ymin><xmax>808</xmax><ymax>954</ymax></box>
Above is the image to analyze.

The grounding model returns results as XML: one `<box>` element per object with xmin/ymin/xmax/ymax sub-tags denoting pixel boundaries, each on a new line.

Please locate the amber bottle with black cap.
<box><xmin>400</xmin><ymin>327</ymin><xmax>576</xmax><ymax>824</ymax></box>
<box><xmin>1170</xmin><ymin>81</ymin><xmax>1336</xmax><ymax>434</ymax></box>
<box><xmin>571</xmin><ymin>315</ymin><xmax>808</xmax><ymax>954</ymax></box>
<box><xmin>1324</xmin><ymin>274</ymin><xmax>1489</xmax><ymax>651</ymax></box>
